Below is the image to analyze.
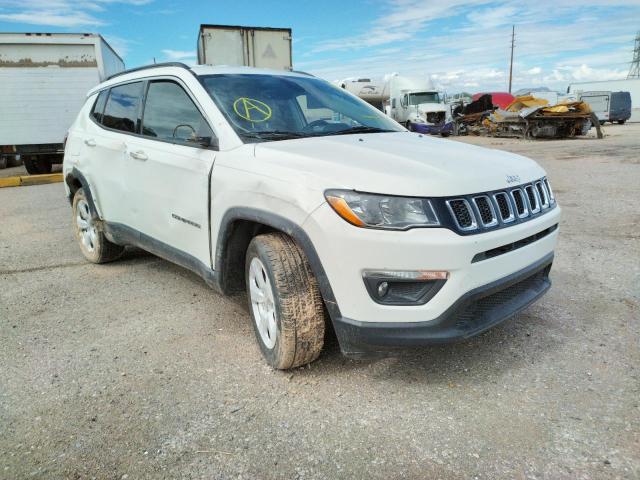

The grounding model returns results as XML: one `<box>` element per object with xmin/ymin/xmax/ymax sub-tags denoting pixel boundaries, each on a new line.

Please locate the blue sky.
<box><xmin>1</xmin><ymin>0</ymin><xmax>639</xmax><ymax>92</ymax></box>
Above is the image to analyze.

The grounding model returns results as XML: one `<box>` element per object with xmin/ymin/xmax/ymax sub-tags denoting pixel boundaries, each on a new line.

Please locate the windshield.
<box><xmin>408</xmin><ymin>92</ymin><xmax>440</xmax><ymax>105</ymax></box>
<box><xmin>201</xmin><ymin>74</ymin><xmax>403</xmax><ymax>142</ymax></box>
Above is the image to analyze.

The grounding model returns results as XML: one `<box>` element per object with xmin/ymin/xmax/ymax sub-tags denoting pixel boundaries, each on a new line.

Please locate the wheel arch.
<box><xmin>215</xmin><ymin>207</ymin><xmax>341</xmax><ymax>322</ymax></box>
<box><xmin>65</xmin><ymin>168</ymin><xmax>100</xmax><ymax>218</ymax></box>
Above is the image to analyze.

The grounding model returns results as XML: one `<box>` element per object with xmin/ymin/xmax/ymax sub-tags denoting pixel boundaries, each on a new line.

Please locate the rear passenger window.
<box><xmin>141</xmin><ymin>81</ymin><xmax>213</xmax><ymax>144</ymax></box>
<box><xmin>91</xmin><ymin>90</ymin><xmax>109</xmax><ymax>124</ymax></box>
<box><xmin>103</xmin><ymin>82</ymin><xmax>143</xmax><ymax>133</ymax></box>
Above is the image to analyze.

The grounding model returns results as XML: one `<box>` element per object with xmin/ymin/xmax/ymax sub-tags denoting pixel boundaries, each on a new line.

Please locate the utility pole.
<box><xmin>628</xmin><ymin>31</ymin><xmax>640</xmax><ymax>79</ymax></box>
<box><xmin>508</xmin><ymin>25</ymin><xmax>515</xmax><ymax>93</ymax></box>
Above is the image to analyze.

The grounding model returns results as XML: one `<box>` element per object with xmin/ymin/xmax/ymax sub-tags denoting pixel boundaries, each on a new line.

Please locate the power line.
<box><xmin>508</xmin><ymin>25</ymin><xmax>515</xmax><ymax>93</ymax></box>
<box><xmin>628</xmin><ymin>31</ymin><xmax>640</xmax><ymax>79</ymax></box>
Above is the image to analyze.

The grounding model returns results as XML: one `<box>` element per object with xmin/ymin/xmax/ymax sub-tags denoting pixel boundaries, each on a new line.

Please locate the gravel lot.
<box><xmin>1</xmin><ymin>124</ymin><xmax>639</xmax><ymax>479</ymax></box>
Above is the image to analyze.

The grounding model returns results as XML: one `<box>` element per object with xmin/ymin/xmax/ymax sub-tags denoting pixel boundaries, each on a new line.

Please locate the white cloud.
<box><xmin>0</xmin><ymin>0</ymin><xmax>153</xmax><ymax>27</ymax></box>
<box><xmin>304</xmin><ymin>0</ymin><xmax>640</xmax><ymax>93</ymax></box>
<box><xmin>161</xmin><ymin>49</ymin><xmax>196</xmax><ymax>60</ymax></box>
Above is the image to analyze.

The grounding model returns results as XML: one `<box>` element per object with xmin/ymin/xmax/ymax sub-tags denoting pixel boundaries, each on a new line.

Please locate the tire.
<box><xmin>405</xmin><ymin>121</ymin><xmax>413</xmax><ymax>131</ymax></box>
<box><xmin>23</xmin><ymin>156</ymin><xmax>52</xmax><ymax>175</ymax></box>
<box><xmin>245</xmin><ymin>233</ymin><xmax>325</xmax><ymax>369</ymax></box>
<box><xmin>440</xmin><ymin>132</ymin><xmax>450</xmax><ymax>138</ymax></box>
<box><xmin>72</xmin><ymin>188</ymin><xmax>124</xmax><ymax>264</ymax></box>
<box><xmin>0</xmin><ymin>156</ymin><xmax>6</xmax><ymax>169</ymax></box>
<box><xmin>618</xmin><ymin>120</ymin><xmax>626</xmax><ymax>125</ymax></box>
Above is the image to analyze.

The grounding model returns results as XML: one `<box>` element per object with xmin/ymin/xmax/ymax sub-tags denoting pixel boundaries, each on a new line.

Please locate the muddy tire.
<box><xmin>72</xmin><ymin>188</ymin><xmax>124</xmax><ymax>264</ymax></box>
<box><xmin>245</xmin><ymin>233</ymin><xmax>325</xmax><ymax>369</ymax></box>
<box><xmin>23</xmin><ymin>156</ymin><xmax>52</xmax><ymax>175</ymax></box>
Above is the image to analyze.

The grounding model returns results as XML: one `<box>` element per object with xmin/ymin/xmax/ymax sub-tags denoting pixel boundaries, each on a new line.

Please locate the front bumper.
<box><xmin>410</xmin><ymin>121</ymin><xmax>454</xmax><ymax>135</ymax></box>
<box><xmin>333</xmin><ymin>253</ymin><xmax>553</xmax><ymax>356</ymax></box>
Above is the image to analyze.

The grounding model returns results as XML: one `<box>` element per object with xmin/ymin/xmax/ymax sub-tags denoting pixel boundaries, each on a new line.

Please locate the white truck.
<box><xmin>197</xmin><ymin>24</ymin><xmax>292</xmax><ymax>70</ymax></box>
<box><xmin>340</xmin><ymin>75</ymin><xmax>453</xmax><ymax>136</ymax></box>
<box><xmin>0</xmin><ymin>33</ymin><xmax>124</xmax><ymax>173</ymax></box>
<box><xmin>568</xmin><ymin>79</ymin><xmax>639</xmax><ymax>122</ymax></box>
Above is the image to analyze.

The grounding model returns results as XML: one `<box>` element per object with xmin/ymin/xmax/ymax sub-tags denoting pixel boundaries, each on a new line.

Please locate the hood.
<box><xmin>253</xmin><ymin>132</ymin><xmax>545</xmax><ymax>197</ymax></box>
<box><xmin>416</xmin><ymin>103</ymin><xmax>447</xmax><ymax>113</ymax></box>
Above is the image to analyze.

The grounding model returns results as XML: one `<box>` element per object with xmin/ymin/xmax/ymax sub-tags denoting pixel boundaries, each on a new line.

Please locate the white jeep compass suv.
<box><xmin>63</xmin><ymin>63</ymin><xmax>560</xmax><ymax>369</ymax></box>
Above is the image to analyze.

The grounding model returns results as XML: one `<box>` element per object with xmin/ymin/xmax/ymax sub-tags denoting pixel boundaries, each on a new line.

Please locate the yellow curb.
<box><xmin>0</xmin><ymin>177</ymin><xmax>21</xmax><ymax>188</ymax></box>
<box><xmin>0</xmin><ymin>173</ymin><xmax>63</xmax><ymax>188</ymax></box>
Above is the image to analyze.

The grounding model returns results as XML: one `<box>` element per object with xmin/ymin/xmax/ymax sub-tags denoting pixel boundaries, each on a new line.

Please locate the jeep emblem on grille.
<box><xmin>506</xmin><ymin>174</ymin><xmax>521</xmax><ymax>184</ymax></box>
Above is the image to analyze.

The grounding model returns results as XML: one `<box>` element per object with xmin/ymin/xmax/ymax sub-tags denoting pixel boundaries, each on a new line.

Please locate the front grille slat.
<box><xmin>525</xmin><ymin>185</ymin><xmax>540</xmax><ymax>213</ymax></box>
<box><xmin>446</xmin><ymin>199</ymin><xmax>477</xmax><ymax>231</ymax></box>
<box><xmin>493</xmin><ymin>192</ymin><xmax>515</xmax><ymax>223</ymax></box>
<box><xmin>536</xmin><ymin>181</ymin><xmax>550</xmax><ymax>209</ymax></box>
<box><xmin>510</xmin><ymin>188</ymin><xmax>529</xmax><ymax>218</ymax></box>
<box><xmin>472</xmin><ymin>196</ymin><xmax>498</xmax><ymax>227</ymax></box>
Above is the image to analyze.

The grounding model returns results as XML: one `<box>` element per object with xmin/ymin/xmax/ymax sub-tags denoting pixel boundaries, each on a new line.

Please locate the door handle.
<box><xmin>129</xmin><ymin>150</ymin><xmax>148</xmax><ymax>161</ymax></box>
<box><xmin>84</xmin><ymin>138</ymin><xmax>96</xmax><ymax>147</ymax></box>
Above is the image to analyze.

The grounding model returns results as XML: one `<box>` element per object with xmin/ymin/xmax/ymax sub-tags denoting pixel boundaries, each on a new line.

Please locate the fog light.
<box><xmin>362</xmin><ymin>270</ymin><xmax>449</xmax><ymax>306</ymax></box>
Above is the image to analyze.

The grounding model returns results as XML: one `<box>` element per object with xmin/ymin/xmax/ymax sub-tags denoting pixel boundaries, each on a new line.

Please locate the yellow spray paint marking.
<box><xmin>233</xmin><ymin>97</ymin><xmax>272</xmax><ymax>122</ymax></box>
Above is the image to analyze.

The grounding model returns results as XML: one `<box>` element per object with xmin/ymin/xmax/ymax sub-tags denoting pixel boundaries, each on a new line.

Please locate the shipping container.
<box><xmin>197</xmin><ymin>24</ymin><xmax>292</xmax><ymax>71</ymax></box>
<box><xmin>0</xmin><ymin>32</ymin><xmax>124</xmax><ymax>173</ymax></box>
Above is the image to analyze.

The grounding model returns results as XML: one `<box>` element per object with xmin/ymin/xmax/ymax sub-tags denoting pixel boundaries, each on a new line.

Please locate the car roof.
<box><xmin>87</xmin><ymin>63</ymin><xmax>314</xmax><ymax>97</ymax></box>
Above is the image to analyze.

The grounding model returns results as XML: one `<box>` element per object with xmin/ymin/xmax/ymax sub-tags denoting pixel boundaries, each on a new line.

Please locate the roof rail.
<box><xmin>106</xmin><ymin>62</ymin><xmax>192</xmax><ymax>81</ymax></box>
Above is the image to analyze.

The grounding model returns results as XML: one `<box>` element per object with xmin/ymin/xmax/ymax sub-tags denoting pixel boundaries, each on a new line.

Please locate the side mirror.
<box><xmin>194</xmin><ymin>136</ymin><xmax>219</xmax><ymax>150</ymax></box>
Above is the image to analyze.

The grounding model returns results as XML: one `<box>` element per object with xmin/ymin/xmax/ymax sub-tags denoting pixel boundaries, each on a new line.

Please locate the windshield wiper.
<box><xmin>321</xmin><ymin>126</ymin><xmax>397</xmax><ymax>136</ymax></box>
<box><xmin>239</xmin><ymin>130</ymin><xmax>311</xmax><ymax>140</ymax></box>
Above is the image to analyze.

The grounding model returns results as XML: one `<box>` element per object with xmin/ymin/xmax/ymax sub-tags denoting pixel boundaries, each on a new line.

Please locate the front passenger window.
<box><xmin>142</xmin><ymin>81</ymin><xmax>213</xmax><ymax>145</ymax></box>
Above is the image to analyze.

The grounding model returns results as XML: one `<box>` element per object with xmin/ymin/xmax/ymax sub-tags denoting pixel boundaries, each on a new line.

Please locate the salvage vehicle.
<box><xmin>0</xmin><ymin>33</ymin><xmax>123</xmax><ymax>174</ymax></box>
<box><xmin>63</xmin><ymin>63</ymin><xmax>561</xmax><ymax>369</ymax></box>
<box><xmin>340</xmin><ymin>75</ymin><xmax>453</xmax><ymax>136</ymax></box>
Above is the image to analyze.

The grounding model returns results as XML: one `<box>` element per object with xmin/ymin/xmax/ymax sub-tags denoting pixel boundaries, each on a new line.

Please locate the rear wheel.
<box><xmin>618</xmin><ymin>120</ymin><xmax>626</xmax><ymax>125</ymax></box>
<box><xmin>245</xmin><ymin>233</ymin><xmax>325</xmax><ymax>369</ymax></box>
<box><xmin>72</xmin><ymin>188</ymin><xmax>124</xmax><ymax>263</ymax></box>
<box><xmin>22</xmin><ymin>156</ymin><xmax>52</xmax><ymax>175</ymax></box>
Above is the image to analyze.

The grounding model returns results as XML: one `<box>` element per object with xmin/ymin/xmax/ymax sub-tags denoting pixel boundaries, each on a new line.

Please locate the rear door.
<box><xmin>123</xmin><ymin>78</ymin><xmax>216</xmax><ymax>267</ymax></box>
<box><xmin>83</xmin><ymin>81</ymin><xmax>144</xmax><ymax>225</ymax></box>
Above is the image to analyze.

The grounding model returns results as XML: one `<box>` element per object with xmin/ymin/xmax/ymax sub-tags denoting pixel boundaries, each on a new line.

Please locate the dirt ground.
<box><xmin>1</xmin><ymin>123</ymin><xmax>639</xmax><ymax>479</ymax></box>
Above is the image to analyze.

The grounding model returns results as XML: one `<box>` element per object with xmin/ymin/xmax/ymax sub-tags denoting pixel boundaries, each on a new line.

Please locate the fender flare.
<box><xmin>215</xmin><ymin>207</ymin><xmax>342</xmax><ymax>323</ymax></box>
<box><xmin>65</xmin><ymin>167</ymin><xmax>100</xmax><ymax>218</ymax></box>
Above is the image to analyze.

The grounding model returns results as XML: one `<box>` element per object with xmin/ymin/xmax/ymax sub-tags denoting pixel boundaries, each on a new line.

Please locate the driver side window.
<box><xmin>142</xmin><ymin>80</ymin><xmax>213</xmax><ymax>145</ymax></box>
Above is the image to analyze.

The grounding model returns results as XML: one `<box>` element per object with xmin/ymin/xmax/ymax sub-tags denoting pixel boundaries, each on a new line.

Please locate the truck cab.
<box><xmin>392</xmin><ymin>89</ymin><xmax>452</xmax><ymax>136</ymax></box>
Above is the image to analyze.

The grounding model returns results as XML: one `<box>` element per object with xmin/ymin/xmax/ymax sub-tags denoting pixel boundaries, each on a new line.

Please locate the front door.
<box><xmin>124</xmin><ymin>79</ymin><xmax>216</xmax><ymax>268</ymax></box>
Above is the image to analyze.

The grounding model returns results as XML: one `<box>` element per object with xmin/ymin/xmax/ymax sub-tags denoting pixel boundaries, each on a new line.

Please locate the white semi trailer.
<box><xmin>0</xmin><ymin>33</ymin><xmax>124</xmax><ymax>173</ymax></box>
<box><xmin>339</xmin><ymin>74</ymin><xmax>453</xmax><ymax>136</ymax></box>
<box><xmin>197</xmin><ymin>24</ymin><xmax>292</xmax><ymax>70</ymax></box>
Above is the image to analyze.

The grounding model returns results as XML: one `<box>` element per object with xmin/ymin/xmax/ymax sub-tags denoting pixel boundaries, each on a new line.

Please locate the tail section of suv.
<box><xmin>63</xmin><ymin>62</ymin><xmax>560</xmax><ymax>369</ymax></box>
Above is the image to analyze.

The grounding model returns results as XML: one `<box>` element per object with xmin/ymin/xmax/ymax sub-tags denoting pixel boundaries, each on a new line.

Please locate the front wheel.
<box><xmin>245</xmin><ymin>233</ymin><xmax>325</xmax><ymax>369</ymax></box>
<box><xmin>72</xmin><ymin>188</ymin><xmax>124</xmax><ymax>263</ymax></box>
<box><xmin>405</xmin><ymin>121</ymin><xmax>413</xmax><ymax>131</ymax></box>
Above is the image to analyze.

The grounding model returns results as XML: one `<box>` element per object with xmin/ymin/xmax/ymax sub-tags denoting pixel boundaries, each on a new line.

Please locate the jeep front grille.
<box><xmin>439</xmin><ymin>177</ymin><xmax>556</xmax><ymax>235</ymax></box>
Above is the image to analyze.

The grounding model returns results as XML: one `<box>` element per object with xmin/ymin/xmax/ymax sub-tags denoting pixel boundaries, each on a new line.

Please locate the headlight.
<box><xmin>325</xmin><ymin>190</ymin><xmax>440</xmax><ymax>230</ymax></box>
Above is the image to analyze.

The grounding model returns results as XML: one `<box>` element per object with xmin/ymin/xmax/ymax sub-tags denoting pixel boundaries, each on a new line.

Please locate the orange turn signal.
<box><xmin>326</xmin><ymin>195</ymin><xmax>366</xmax><ymax>227</ymax></box>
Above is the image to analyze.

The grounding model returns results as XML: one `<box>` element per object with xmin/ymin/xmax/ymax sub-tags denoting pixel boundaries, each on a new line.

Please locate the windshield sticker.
<box><xmin>233</xmin><ymin>97</ymin><xmax>272</xmax><ymax>122</ymax></box>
